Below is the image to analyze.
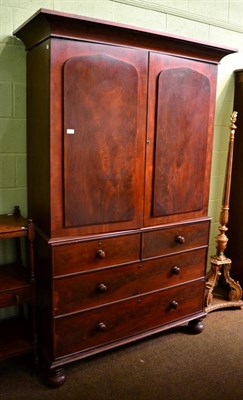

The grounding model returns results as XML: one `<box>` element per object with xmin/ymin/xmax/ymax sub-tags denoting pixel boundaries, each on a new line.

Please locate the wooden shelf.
<box><xmin>0</xmin><ymin>318</ymin><xmax>33</xmax><ymax>361</ymax></box>
<box><xmin>0</xmin><ymin>212</ymin><xmax>28</xmax><ymax>239</ymax></box>
<box><xmin>0</xmin><ymin>264</ymin><xmax>30</xmax><ymax>291</ymax></box>
<box><xmin>0</xmin><ymin>207</ymin><xmax>37</xmax><ymax>363</ymax></box>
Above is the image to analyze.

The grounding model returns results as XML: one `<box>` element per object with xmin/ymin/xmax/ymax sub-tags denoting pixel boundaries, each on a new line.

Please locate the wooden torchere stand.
<box><xmin>205</xmin><ymin>111</ymin><xmax>243</xmax><ymax>312</ymax></box>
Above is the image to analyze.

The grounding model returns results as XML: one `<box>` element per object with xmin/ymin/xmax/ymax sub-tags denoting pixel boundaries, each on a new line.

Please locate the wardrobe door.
<box><xmin>144</xmin><ymin>52</ymin><xmax>217</xmax><ymax>227</ymax></box>
<box><xmin>49</xmin><ymin>40</ymin><xmax>148</xmax><ymax>237</ymax></box>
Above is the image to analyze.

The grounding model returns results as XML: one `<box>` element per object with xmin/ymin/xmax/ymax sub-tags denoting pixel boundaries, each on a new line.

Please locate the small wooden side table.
<box><xmin>0</xmin><ymin>206</ymin><xmax>37</xmax><ymax>363</ymax></box>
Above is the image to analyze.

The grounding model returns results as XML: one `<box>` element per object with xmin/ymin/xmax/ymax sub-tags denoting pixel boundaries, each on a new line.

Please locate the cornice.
<box><xmin>112</xmin><ymin>0</ymin><xmax>243</xmax><ymax>33</ymax></box>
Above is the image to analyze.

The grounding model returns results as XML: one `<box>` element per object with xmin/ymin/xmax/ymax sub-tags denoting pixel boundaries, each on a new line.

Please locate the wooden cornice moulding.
<box><xmin>14</xmin><ymin>8</ymin><xmax>237</xmax><ymax>63</ymax></box>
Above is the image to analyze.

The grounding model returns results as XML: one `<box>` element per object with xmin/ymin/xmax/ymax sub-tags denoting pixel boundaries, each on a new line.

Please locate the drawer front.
<box><xmin>55</xmin><ymin>280</ymin><xmax>204</xmax><ymax>357</ymax></box>
<box><xmin>53</xmin><ymin>234</ymin><xmax>141</xmax><ymax>276</ymax></box>
<box><xmin>54</xmin><ymin>248</ymin><xmax>206</xmax><ymax>316</ymax></box>
<box><xmin>142</xmin><ymin>220</ymin><xmax>210</xmax><ymax>259</ymax></box>
<box><xmin>0</xmin><ymin>286</ymin><xmax>30</xmax><ymax>308</ymax></box>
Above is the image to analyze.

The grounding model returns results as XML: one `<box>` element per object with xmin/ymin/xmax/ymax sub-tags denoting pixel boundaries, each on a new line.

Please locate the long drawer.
<box><xmin>54</xmin><ymin>248</ymin><xmax>207</xmax><ymax>316</ymax></box>
<box><xmin>53</xmin><ymin>234</ymin><xmax>141</xmax><ymax>276</ymax></box>
<box><xmin>142</xmin><ymin>220</ymin><xmax>210</xmax><ymax>259</ymax></box>
<box><xmin>54</xmin><ymin>279</ymin><xmax>204</xmax><ymax>358</ymax></box>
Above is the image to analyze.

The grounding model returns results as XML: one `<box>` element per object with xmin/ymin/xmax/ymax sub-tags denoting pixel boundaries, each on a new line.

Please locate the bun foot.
<box><xmin>47</xmin><ymin>367</ymin><xmax>65</xmax><ymax>387</ymax></box>
<box><xmin>188</xmin><ymin>318</ymin><xmax>204</xmax><ymax>334</ymax></box>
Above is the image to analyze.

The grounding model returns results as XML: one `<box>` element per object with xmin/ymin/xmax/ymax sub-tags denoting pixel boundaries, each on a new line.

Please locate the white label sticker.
<box><xmin>67</xmin><ymin>129</ymin><xmax>75</xmax><ymax>134</ymax></box>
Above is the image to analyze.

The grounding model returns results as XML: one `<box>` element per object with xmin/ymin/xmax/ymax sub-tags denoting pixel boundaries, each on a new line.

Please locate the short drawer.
<box><xmin>142</xmin><ymin>220</ymin><xmax>210</xmax><ymax>259</ymax></box>
<box><xmin>0</xmin><ymin>286</ymin><xmax>31</xmax><ymax>308</ymax></box>
<box><xmin>53</xmin><ymin>234</ymin><xmax>141</xmax><ymax>276</ymax></box>
<box><xmin>54</xmin><ymin>279</ymin><xmax>204</xmax><ymax>357</ymax></box>
<box><xmin>54</xmin><ymin>248</ymin><xmax>206</xmax><ymax>316</ymax></box>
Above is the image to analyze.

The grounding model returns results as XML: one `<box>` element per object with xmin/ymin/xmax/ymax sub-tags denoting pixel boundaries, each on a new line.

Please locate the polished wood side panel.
<box><xmin>27</xmin><ymin>40</ymin><xmax>51</xmax><ymax>235</ymax></box>
<box><xmin>153</xmin><ymin>67</ymin><xmax>209</xmax><ymax>217</ymax></box>
<box><xmin>144</xmin><ymin>53</ymin><xmax>217</xmax><ymax>226</ymax></box>
<box><xmin>227</xmin><ymin>70</ymin><xmax>243</xmax><ymax>285</ymax></box>
<box><xmin>142</xmin><ymin>220</ymin><xmax>210</xmax><ymax>259</ymax></box>
<box><xmin>63</xmin><ymin>54</ymin><xmax>138</xmax><ymax>227</ymax></box>
<box><xmin>53</xmin><ymin>234</ymin><xmax>141</xmax><ymax>276</ymax></box>
<box><xmin>54</xmin><ymin>248</ymin><xmax>206</xmax><ymax>316</ymax></box>
<box><xmin>50</xmin><ymin>40</ymin><xmax>147</xmax><ymax>237</ymax></box>
<box><xmin>34</xmin><ymin>234</ymin><xmax>54</xmax><ymax>360</ymax></box>
<box><xmin>54</xmin><ymin>280</ymin><xmax>204</xmax><ymax>357</ymax></box>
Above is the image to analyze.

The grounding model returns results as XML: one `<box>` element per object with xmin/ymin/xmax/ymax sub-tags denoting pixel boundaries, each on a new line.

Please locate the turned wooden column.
<box><xmin>205</xmin><ymin>111</ymin><xmax>243</xmax><ymax>312</ymax></box>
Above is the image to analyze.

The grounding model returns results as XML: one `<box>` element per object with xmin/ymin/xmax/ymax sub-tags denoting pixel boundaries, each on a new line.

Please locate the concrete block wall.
<box><xmin>1</xmin><ymin>0</ymin><xmax>243</xmax><ymax>261</ymax></box>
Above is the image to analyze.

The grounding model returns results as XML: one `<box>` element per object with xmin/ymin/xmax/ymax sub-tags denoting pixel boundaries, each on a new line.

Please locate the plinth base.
<box><xmin>205</xmin><ymin>284</ymin><xmax>243</xmax><ymax>313</ymax></box>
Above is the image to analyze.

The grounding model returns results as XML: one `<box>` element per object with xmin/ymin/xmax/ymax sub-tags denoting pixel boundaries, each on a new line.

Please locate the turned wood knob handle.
<box><xmin>96</xmin><ymin>249</ymin><xmax>106</xmax><ymax>259</ymax></box>
<box><xmin>170</xmin><ymin>300</ymin><xmax>179</xmax><ymax>309</ymax></box>
<box><xmin>171</xmin><ymin>266</ymin><xmax>180</xmax><ymax>275</ymax></box>
<box><xmin>97</xmin><ymin>283</ymin><xmax>108</xmax><ymax>293</ymax></box>
<box><xmin>176</xmin><ymin>235</ymin><xmax>185</xmax><ymax>244</ymax></box>
<box><xmin>97</xmin><ymin>322</ymin><xmax>107</xmax><ymax>331</ymax></box>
